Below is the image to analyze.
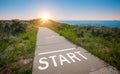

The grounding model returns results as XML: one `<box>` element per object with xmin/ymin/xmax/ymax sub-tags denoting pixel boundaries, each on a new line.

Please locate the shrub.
<box><xmin>0</xmin><ymin>20</ymin><xmax>28</xmax><ymax>40</ymax></box>
<box><xmin>77</xmin><ymin>31</ymin><xmax>84</xmax><ymax>37</ymax></box>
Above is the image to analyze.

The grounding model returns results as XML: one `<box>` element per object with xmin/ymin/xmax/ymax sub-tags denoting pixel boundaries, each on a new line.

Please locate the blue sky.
<box><xmin>0</xmin><ymin>0</ymin><xmax>120</xmax><ymax>20</ymax></box>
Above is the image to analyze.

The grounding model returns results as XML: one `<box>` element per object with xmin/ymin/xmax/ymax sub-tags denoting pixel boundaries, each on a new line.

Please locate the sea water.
<box><xmin>59</xmin><ymin>20</ymin><xmax>120</xmax><ymax>28</ymax></box>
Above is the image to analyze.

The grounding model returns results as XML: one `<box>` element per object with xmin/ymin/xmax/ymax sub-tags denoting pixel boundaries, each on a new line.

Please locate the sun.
<box><xmin>41</xmin><ymin>14</ymin><xmax>49</xmax><ymax>21</ymax></box>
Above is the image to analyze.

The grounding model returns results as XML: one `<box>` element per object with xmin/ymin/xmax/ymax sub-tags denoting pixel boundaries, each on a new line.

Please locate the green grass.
<box><xmin>45</xmin><ymin>21</ymin><xmax>120</xmax><ymax>71</ymax></box>
<box><xmin>0</xmin><ymin>21</ymin><xmax>37</xmax><ymax>74</ymax></box>
<box><xmin>0</xmin><ymin>19</ymin><xmax>120</xmax><ymax>73</ymax></box>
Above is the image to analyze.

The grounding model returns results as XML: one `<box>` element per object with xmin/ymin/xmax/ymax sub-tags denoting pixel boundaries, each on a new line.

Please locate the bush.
<box><xmin>0</xmin><ymin>20</ymin><xmax>28</xmax><ymax>40</ymax></box>
<box><xmin>77</xmin><ymin>30</ymin><xmax>84</xmax><ymax>37</ymax></box>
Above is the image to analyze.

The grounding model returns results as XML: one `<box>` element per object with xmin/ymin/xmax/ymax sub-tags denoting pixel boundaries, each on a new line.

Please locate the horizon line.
<box><xmin>0</xmin><ymin>18</ymin><xmax>120</xmax><ymax>21</ymax></box>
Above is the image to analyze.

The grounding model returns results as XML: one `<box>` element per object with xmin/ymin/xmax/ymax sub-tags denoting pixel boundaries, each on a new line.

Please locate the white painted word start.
<box><xmin>38</xmin><ymin>51</ymin><xmax>87</xmax><ymax>70</ymax></box>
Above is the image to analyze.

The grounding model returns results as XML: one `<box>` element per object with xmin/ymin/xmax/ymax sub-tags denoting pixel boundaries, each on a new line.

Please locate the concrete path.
<box><xmin>32</xmin><ymin>27</ymin><xmax>119</xmax><ymax>74</ymax></box>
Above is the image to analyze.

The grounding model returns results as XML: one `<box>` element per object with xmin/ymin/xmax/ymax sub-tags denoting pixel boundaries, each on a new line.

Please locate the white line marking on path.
<box><xmin>38</xmin><ymin>48</ymin><xmax>76</xmax><ymax>55</ymax></box>
<box><xmin>79</xmin><ymin>53</ymin><xmax>87</xmax><ymax>60</ymax></box>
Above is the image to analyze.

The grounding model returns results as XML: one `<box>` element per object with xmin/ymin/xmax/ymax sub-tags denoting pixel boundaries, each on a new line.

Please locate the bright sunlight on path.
<box><xmin>32</xmin><ymin>27</ymin><xmax>119</xmax><ymax>74</ymax></box>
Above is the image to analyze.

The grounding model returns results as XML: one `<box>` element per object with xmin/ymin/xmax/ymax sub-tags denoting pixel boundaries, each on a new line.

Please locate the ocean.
<box><xmin>59</xmin><ymin>20</ymin><xmax>120</xmax><ymax>28</ymax></box>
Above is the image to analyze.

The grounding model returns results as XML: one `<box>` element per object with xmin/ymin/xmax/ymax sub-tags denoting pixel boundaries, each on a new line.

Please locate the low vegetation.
<box><xmin>0</xmin><ymin>20</ymin><xmax>37</xmax><ymax>74</ymax></box>
<box><xmin>43</xmin><ymin>20</ymin><xmax>120</xmax><ymax>70</ymax></box>
<box><xmin>0</xmin><ymin>19</ymin><xmax>120</xmax><ymax>73</ymax></box>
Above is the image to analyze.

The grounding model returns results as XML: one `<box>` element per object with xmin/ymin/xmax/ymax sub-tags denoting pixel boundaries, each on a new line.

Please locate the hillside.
<box><xmin>0</xmin><ymin>19</ymin><xmax>120</xmax><ymax>73</ymax></box>
<box><xmin>43</xmin><ymin>19</ymin><xmax>120</xmax><ymax>70</ymax></box>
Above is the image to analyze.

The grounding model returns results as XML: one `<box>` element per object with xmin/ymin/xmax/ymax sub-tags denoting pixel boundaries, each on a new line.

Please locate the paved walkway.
<box><xmin>32</xmin><ymin>27</ymin><xmax>119</xmax><ymax>74</ymax></box>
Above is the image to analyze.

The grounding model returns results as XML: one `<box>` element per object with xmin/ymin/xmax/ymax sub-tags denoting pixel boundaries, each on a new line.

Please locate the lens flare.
<box><xmin>41</xmin><ymin>14</ymin><xmax>49</xmax><ymax>21</ymax></box>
